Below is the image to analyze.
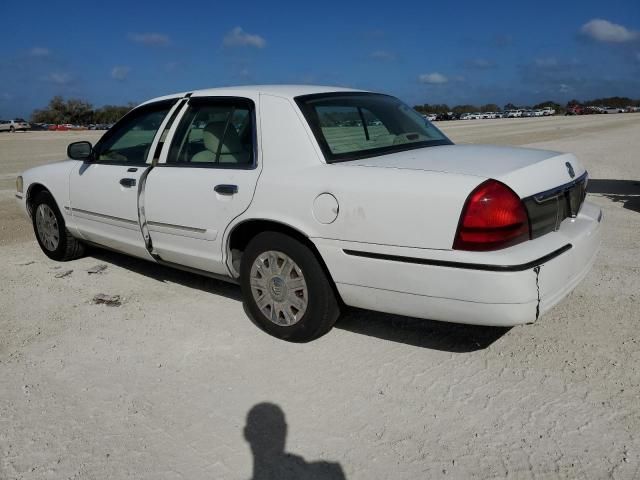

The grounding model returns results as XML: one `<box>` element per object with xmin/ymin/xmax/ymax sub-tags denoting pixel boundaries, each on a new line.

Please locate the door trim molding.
<box><xmin>70</xmin><ymin>207</ymin><xmax>139</xmax><ymax>229</ymax></box>
<box><xmin>147</xmin><ymin>220</ymin><xmax>216</xmax><ymax>240</ymax></box>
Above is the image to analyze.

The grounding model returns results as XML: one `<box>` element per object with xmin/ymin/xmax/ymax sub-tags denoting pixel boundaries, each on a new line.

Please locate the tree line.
<box><xmin>31</xmin><ymin>96</ymin><xmax>136</xmax><ymax>125</ymax></box>
<box><xmin>413</xmin><ymin>97</ymin><xmax>640</xmax><ymax>114</ymax></box>
<box><xmin>31</xmin><ymin>94</ymin><xmax>640</xmax><ymax>124</ymax></box>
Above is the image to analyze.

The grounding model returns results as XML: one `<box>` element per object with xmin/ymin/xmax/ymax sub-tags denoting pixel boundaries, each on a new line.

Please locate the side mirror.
<box><xmin>67</xmin><ymin>141</ymin><xmax>93</xmax><ymax>161</ymax></box>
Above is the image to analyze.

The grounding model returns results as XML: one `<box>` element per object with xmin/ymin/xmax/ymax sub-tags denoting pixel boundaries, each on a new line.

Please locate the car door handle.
<box><xmin>214</xmin><ymin>184</ymin><xmax>238</xmax><ymax>195</ymax></box>
<box><xmin>120</xmin><ymin>178</ymin><xmax>137</xmax><ymax>188</ymax></box>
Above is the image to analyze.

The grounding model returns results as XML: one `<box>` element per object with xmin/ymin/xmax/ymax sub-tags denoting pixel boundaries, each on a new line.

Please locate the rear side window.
<box><xmin>166</xmin><ymin>98</ymin><xmax>254</xmax><ymax>168</ymax></box>
<box><xmin>296</xmin><ymin>93</ymin><xmax>452</xmax><ymax>163</ymax></box>
<box><xmin>314</xmin><ymin>105</ymin><xmax>392</xmax><ymax>155</ymax></box>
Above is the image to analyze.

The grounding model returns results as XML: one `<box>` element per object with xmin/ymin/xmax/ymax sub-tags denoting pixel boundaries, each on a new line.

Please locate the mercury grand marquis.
<box><xmin>16</xmin><ymin>86</ymin><xmax>602</xmax><ymax>341</ymax></box>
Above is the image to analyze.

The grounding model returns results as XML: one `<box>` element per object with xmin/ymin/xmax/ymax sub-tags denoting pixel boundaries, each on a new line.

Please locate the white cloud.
<box><xmin>535</xmin><ymin>57</ymin><xmax>558</xmax><ymax>68</ymax></box>
<box><xmin>128</xmin><ymin>33</ymin><xmax>170</xmax><ymax>46</ymax></box>
<box><xmin>29</xmin><ymin>47</ymin><xmax>50</xmax><ymax>57</ymax></box>
<box><xmin>370</xmin><ymin>50</ymin><xmax>395</xmax><ymax>61</ymax></box>
<box><xmin>580</xmin><ymin>19</ymin><xmax>638</xmax><ymax>43</ymax></box>
<box><xmin>223</xmin><ymin>27</ymin><xmax>266</xmax><ymax>48</ymax></box>
<box><xmin>111</xmin><ymin>66</ymin><xmax>131</xmax><ymax>81</ymax></box>
<box><xmin>419</xmin><ymin>72</ymin><xmax>448</xmax><ymax>84</ymax></box>
<box><xmin>44</xmin><ymin>72</ymin><xmax>72</xmax><ymax>85</ymax></box>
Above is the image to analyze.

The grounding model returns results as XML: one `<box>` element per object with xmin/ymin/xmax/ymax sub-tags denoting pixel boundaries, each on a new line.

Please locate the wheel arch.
<box><xmin>226</xmin><ymin>218</ymin><xmax>343</xmax><ymax>303</ymax></box>
<box><xmin>26</xmin><ymin>183</ymin><xmax>53</xmax><ymax>218</ymax></box>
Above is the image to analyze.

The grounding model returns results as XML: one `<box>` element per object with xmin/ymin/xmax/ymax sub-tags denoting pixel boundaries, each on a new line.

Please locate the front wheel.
<box><xmin>240</xmin><ymin>232</ymin><xmax>340</xmax><ymax>342</ymax></box>
<box><xmin>32</xmin><ymin>191</ymin><xmax>85</xmax><ymax>261</ymax></box>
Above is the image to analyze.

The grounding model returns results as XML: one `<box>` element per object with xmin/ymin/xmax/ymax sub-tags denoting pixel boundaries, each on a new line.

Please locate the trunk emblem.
<box><xmin>565</xmin><ymin>162</ymin><xmax>575</xmax><ymax>178</ymax></box>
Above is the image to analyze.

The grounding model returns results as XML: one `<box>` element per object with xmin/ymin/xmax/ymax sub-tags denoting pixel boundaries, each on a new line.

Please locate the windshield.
<box><xmin>295</xmin><ymin>93</ymin><xmax>453</xmax><ymax>163</ymax></box>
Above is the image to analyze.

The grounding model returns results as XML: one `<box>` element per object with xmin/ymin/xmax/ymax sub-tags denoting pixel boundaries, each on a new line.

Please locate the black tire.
<box><xmin>240</xmin><ymin>231</ymin><xmax>340</xmax><ymax>342</ymax></box>
<box><xmin>9</xmin><ymin>126</ymin><xmax>15</xmax><ymax>132</ymax></box>
<box><xmin>31</xmin><ymin>190</ymin><xmax>85</xmax><ymax>261</ymax></box>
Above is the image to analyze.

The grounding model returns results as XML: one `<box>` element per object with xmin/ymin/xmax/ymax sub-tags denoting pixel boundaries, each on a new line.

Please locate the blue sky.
<box><xmin>1</xmin><ymin>0</ymin><xmax>639</xmax><ymax>117</ymax></box>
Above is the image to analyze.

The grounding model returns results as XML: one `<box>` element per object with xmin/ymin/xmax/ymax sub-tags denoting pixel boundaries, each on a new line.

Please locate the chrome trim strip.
<box><xmin>71</xmin><ymin>207</ymin><xmax>138</xmax><ymax>225</ymax></box>
<box><xmin>147</xmin><ymin>221</ymin><xmax>206</xmax><ymax>234</ymax></box>
<box><xmin>533</xmin><ymin>172</ymin><xmax>588</xmax><ymax>203</ymax></box>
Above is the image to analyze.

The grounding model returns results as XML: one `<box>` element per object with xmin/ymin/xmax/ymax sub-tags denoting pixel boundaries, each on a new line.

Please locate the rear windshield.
<box><xmin>295</xmin><ymin>93</ymin><xmax>452</xmax><ymax>163</ymax></box>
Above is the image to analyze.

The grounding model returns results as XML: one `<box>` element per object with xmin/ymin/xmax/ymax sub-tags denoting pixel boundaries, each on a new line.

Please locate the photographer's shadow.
<box><xmin>244</xmin><ymin>403</ymin><xmax>346</xmax><ymax>480</ymax></box>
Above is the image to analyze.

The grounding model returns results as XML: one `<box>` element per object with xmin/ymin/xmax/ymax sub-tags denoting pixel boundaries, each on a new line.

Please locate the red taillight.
<box><xmin>453</xmin><ymin>179</ymin><xmax>530</xmax><ymax>251</ymax></box>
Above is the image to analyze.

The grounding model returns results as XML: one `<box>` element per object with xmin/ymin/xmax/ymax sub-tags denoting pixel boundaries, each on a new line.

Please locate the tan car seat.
<box><xmin>191</xmin><ymin>121</ymin><xmax>247</xmax><ymax>163</ymax></box>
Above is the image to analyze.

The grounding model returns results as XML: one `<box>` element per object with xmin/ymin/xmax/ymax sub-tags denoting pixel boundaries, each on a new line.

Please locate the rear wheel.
<box><xmin>240</xmin><ymin>231</ymin><xmax>340</xmax><ymax>342</ymax></box>
<box><xmin>9</xmin><ymin>126</ymin><xmax>15</xmax><ymax>133</ymax></box>
<box><xmin>32</xmin><ymin>191</ymin><xmax>85</xmax><ymax>261</ymax></box>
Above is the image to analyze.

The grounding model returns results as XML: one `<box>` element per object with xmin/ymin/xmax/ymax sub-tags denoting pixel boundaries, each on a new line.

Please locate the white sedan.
<box><xmin>16</xmin><ymin>86</ymin><xmax>602</xmax><ymax>342</ymax></box>
<box><xmin>0</xmin><ymin>119</ymin><xmax>31</xmax><ymax>132</ymax></box>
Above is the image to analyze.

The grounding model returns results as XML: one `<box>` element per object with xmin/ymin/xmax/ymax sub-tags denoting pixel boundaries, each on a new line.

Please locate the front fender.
<box><xmin>21</xmin><ymin>160</ymin><xmax>80</xmax><ymax>230</ymax></box>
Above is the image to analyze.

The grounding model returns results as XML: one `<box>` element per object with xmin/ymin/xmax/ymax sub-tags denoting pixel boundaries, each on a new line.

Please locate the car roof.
<box><xmin>141</xmin><ymin>84</ymin><xmax>366</xmax><ymax>106</ymax></box>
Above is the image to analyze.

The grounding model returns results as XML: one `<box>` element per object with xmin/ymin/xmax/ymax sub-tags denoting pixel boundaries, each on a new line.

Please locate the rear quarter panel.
<box><xmin>229</xmin><ymin>94</ymin><xmax>482</xmax><ymax>251</ymax></box>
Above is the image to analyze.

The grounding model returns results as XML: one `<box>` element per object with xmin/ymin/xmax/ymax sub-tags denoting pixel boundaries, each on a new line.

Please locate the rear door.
<box><xmin>68</xmin><ymin>100</ymin><xmax>177</xmax><ymax>258</ymax></box>
<box><xmin>143</xmin><ymin>96</ymin><xmax>261</xmax><ymax>275</ymax></box>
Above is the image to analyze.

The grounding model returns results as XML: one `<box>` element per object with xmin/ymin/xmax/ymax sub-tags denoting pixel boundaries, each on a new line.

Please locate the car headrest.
<box><xmin>202</xmin><ymin>120</ymin><xmax>242</xmax><ymax>155</ymax></box>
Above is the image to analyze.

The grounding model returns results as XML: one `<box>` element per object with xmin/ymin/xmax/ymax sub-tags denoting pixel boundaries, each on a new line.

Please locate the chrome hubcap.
<box><xmin>250</xmin><ymin>251</ymin><xmax>308</xmax><ymax>326</ymax></box>
<box><xmin>35</xmin><ymin>204</ymin><xmax>59</xmax><ymax>251</ymax></box>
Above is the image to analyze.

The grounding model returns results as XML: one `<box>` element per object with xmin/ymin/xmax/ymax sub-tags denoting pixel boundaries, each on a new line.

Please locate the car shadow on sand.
<box><xmin>588</xmin><ymin>179</ymin><xmax>640</xmax><ymax>213</ymax></box>
<box><xmin>88</xmin><ymin>249</ymin><xmax>509</xmax><ymax>352</ymax></box>
<box><xmin>88</xmin><ymin>249</ymin><xmax>243</xmax><ymax>302</ymax></box>
<box><xmin>336</xmin><ymin>309</ymin><xmax>509</xmax><ymax>353</ymax></box>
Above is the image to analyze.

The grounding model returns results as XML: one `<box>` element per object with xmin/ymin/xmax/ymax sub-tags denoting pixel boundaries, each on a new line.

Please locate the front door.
<box><xmin>143</xmin><ymin>96</ymin><xmax>261</xmax><ymax>275</ymax></box>
<box><xmin>69</xmin><ymin>100</ymin><xmax>175</xmax><ymax>258</ymax></box>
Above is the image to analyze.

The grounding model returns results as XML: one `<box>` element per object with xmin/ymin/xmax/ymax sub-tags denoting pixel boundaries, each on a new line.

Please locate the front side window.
<box><xmin>296</xmin><ymin>93</ymin><xmax>452</xmax><ymax>162</ymax></box>
<box><xmin>167</xmin><ymin>98</ymin><xmax>254</xmax><ymax>168</ymax></box>
<box><xmin>94</xmin><ymin>102</ymin><xmax>172</xmax><ymax>164</ymax></box>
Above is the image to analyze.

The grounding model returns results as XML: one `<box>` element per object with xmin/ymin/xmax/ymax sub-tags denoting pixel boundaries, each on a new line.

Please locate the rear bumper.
<box><xmin>314</xmin><ymin>201</ymin><xmax>602</xmax><ymax>326</ymax></box>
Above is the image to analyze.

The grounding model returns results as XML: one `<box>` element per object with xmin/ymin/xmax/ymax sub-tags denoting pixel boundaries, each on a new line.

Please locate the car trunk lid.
<box><xmin>343</xmin><ymin>144</ymin><xmax>586</xmax><ymax>198</ymax></box>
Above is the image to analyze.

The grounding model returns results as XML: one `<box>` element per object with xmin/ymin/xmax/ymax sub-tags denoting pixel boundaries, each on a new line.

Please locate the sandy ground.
<box><xmin>1</xmin><ymin>115</ymin><xmax>639</xmax><ymax>479</ymax></box>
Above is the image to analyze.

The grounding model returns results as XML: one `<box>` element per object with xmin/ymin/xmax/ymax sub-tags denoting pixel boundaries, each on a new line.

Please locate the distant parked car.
<box><xmin>541</xmin><ymin>107</ymin><xmax>556</xmax><ymax>116</ymax></box>
<box><xmin>0</xmin><ymin>119</ymin><xmax>31</xmax><ymax>132</ymax></box>
<box><xmin>505</xmin><ymin>110</ymin><xmax>521</xmax><ymax>118</ymax></box>
<box><xmin>602</xmin><ymin>107</ymin><xmax>624</xmax><ymax>114</ymax></box>
<box><xmin>436</xmin><ymin>112</ymin><xmax>457</xmax><ymax>121</ymax></box>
